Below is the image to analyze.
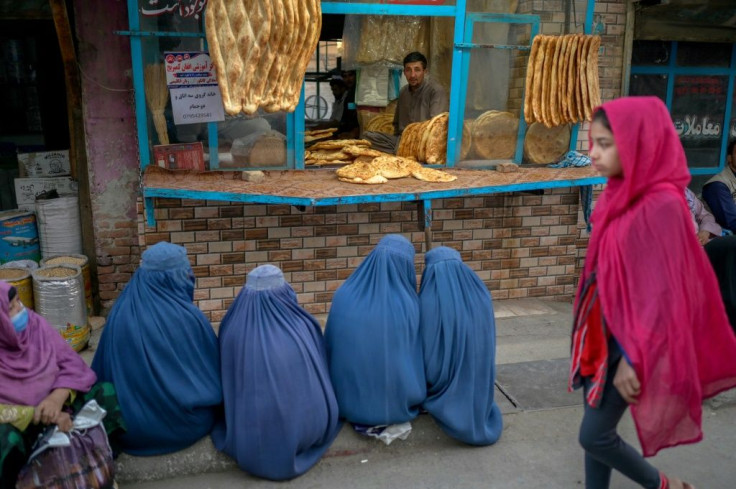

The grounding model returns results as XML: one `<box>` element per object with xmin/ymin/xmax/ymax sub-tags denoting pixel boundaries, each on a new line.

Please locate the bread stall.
<box><xmin>121</xmin><ymin>0</ymin><xmax>605</xmax><ymax>250</ymax></box>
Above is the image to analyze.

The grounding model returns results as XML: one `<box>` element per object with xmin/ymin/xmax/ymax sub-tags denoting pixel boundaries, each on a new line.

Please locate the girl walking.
<box><xmin>569</xmin><ymin>96</ymin><xmax>736</xmax><ymax>489</ymax></box>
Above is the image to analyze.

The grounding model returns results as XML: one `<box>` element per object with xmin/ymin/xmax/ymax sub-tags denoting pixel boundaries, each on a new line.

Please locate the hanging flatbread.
<box><xmin>471</xmin><ymin>111</ymin><xmax>519</xmax><ymax>160</ymax></box>
<box><xmin>549</xmin><ymin>35</ymin><xmax>566</xmax><ymax>127</ymax></box>
<box><xmin>524</xmin><ymin>34</ymin><xmax>541</xmax><ymax>123</ymax></box>
<box><xmin>523</xmin><ymin>122</ymin><xmax>571</xmax><ymax>164</ymax></box>
<box><xmin>587</xmin><ymin>35</ymin><xmax>602</xmax><ymax>115</ymax></box>
<box><xmin>566</xmin><ymin>34</ymin><xmax>581</xmax><ymax>124</ymax></box>
<box><xmin>532</xmin><ymin>35</ymin><xmax>547</xmax><ymax>124</ymax></box>
<box><xmin>579</xmin><ymin>35</ymin><xmax>592</xmax><ymax>122</ymax></box>
<box><xmin>559</xmin><ymin>34</ymin><xmax>575</xmax><ymax>123</ymax></box>
<box><xmin>540</xmin><ymin>36</ymin><xmax>557</xmax><ymax>127</ymax></box>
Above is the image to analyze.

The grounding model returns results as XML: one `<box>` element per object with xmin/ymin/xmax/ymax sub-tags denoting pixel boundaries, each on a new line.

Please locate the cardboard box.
<box><xmin>13</xmin><ymin>177</ymin><xmax>78</xmax><ymax>212</ymax></box>
<box><xmin>153</xmin><ymin>142</ymin><xmax>206</xmax><ymax>171</ymax></box>
<box><xmin>18</xmin><ymin>150</ymin><xmax>71</xmax><ymax>177</ymax></box>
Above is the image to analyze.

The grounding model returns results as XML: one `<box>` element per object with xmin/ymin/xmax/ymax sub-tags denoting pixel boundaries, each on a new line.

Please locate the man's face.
<box><xmin>403</xmin><ymin>61</ymin><xmax>426</xmax><ymax>89</ymax></box>
<box><xmin>729</xmin><ymin>146</ymin><xmax>736</xmax><ymax>172</ymax></box>
<box><xmin>330</xmin><ymin>83</ymin><xmax>346</xmax><ymax>99</ymax></box>
<box><xmin>341</xmin><ymin>71</ymin><xmax>356</xmax><ymax>89</ymax></box>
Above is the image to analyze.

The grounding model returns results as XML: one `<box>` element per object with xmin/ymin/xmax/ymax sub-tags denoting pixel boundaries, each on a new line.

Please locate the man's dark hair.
<box><xmin>403</xmin><ymin>52</ymin><xmax>427</xmax><ymax>69</ymax></box>
<box><xmin>728</xmin><ymin>139</ymin><xmax>736</xmax><ymax>158</ymax></box>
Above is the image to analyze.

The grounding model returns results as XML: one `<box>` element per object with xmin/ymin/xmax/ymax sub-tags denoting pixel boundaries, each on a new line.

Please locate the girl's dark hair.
<box><xmin>592</xmin><ymin>108</ymin><xmax>611</xmax><ymax>131</ymax></box>
<box><xmin>8</xmin><ymin>286</ymin><xmax>17</xmax><ymax>302</ymax></box>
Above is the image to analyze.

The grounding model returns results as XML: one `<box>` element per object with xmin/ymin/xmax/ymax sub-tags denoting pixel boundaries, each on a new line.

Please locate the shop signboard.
<box><xmin>671</xmin><ymin>75</ymin><xmax>728</xmax><ymax>168</ymax></box>
<box><xmin>164</xmin><ymin>51</ymin><xmax>225</xmax><ymax>126</ymax></box>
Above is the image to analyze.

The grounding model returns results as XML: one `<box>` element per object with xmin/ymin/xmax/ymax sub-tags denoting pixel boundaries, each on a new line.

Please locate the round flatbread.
<box><xmin>471</xmin><ymin>111</ymin><xmax>519</xmax><ymax>160</ymax></box>
<box><xmin>523</xmin><ymin>122</ymin><xmax>571</xmax><ymax>164</ymax></box>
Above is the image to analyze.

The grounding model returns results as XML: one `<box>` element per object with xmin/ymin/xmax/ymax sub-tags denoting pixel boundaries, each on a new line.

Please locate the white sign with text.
<box><xmin>164</xmin><ymin>51</ymin><xmax>225</xmax><ymax>125</ymax></box>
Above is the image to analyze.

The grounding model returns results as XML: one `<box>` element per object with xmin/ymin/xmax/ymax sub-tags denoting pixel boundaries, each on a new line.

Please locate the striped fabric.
<box><xmin>569</xmin><ymin>274</ymin><xmax>610</xmax><ymax>408</ymax></box>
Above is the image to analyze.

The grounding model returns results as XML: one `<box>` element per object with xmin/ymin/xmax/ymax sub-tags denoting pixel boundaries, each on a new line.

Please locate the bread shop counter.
<box><xmin>142</xmin><ymin>165</ymin><xmax>604</xmax><ymax>247</ymax></box>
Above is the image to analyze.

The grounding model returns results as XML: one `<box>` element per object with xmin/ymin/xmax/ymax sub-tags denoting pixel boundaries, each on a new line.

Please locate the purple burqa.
<box><xmin>0</xmin><ymin>280</ymin><xmax>96</xmax><ymax>406</ymax></box>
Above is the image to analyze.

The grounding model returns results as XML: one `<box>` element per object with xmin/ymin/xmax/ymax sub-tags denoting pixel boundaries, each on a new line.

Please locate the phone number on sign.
<box><xmin>183</xmin><ymin>113</ymin><xmax>212</xmax><ymax>119</ymax></box>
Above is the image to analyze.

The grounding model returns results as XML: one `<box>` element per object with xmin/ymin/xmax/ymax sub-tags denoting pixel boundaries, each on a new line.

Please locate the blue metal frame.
<box><xmin>125</xmin><ymin>0</ymin><xmax>605</xmax><ymax>225</ymax></box>
<box><xmin>631</xmin><ymin>41</ymin><xmax>736</xmax><ymax>174</ymax></box>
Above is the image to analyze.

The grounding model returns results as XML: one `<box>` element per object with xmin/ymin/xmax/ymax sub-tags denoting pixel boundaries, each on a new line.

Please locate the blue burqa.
<box><xmin>418</xmin><ymin>246</ymin><xmax>503</xmax><ymax>445</ymax></box>
<box><xmin>91</xmin><ymin>242</ymin><xmax>222</xmax><ymax>455</ymax></box>
<box><xmin>211</xmin><ymin>265</ymin><xmax>341</xmax><ymax>481</ymax></box>
<box><xmin>325</xmin><ymin>234</ymin><xmax>425</xmax><ymax>425</ymax></box>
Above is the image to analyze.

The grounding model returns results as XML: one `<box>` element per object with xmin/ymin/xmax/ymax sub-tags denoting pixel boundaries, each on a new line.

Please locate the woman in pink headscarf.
<box><xmin>568</xmin><ymin>96</ymin><xmax>736</xmax><ymax>489</ymax></box>
<box><xmin>0</xmin><ymin>280</ymin><xmax>124</xmax><ymax>488</ymax></box>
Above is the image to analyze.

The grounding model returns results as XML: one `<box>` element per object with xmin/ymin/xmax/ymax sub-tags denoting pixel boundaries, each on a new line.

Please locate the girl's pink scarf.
<box><xmin>0</xmin><ymin>280</ymin><xmax>96</xmax><ymax>406</ymax></box>
<box><xmin>579</xmin><ymin>96</ymin><xmax>736</xmax><ymax>457</ymax></box>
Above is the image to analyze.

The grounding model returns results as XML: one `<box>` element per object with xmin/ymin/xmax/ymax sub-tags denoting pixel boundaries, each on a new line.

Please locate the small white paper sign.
<box><xmin>164</xmin><ymin>51</ymin><xmax>225</xmax><ymax>125</ymax></box>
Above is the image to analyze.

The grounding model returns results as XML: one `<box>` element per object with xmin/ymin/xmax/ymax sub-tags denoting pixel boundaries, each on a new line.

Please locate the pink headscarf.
<box><xmin>0</xmin><ymin>280</ymin><xmax>96</xmax><ymax>406</ymax></box>
<box><xmin>579</xmin><ymin>96</ymin><xmax>736</xmax><ymax>456</ymax></box>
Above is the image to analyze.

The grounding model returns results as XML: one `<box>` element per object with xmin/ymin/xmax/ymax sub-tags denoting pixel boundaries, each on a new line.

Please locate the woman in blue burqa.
<box><xmin>419</xmin><ymin>246</ymin><xmax>503</xmax><ymax>445</ymax></box>
<box><xmin>325</xmin><ymin>234</ymin><xmax>425</xmax><ymax>426</ymax></box>
<box><xmin>91</xmin><ymin>241</ymin><xmax>222</xmax><ymax>455</ymax></box>
<box><xmin>212</xmin><ymin>264</ymin><xmax>341</xmax><ymax>480</ymax></box>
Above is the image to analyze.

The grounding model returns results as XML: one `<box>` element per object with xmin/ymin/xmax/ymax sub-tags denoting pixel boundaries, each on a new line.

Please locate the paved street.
<box><xmin>116</xmin><ymin>299</ymin><xmax>736</xmax><ymax>489</ymax></box>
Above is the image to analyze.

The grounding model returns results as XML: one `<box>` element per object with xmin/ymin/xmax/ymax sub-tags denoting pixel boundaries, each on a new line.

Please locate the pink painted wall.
<box><xmin>73</xmin><ymin>0</ymin><xmax>142</xmax><ymax>310</ymax></box>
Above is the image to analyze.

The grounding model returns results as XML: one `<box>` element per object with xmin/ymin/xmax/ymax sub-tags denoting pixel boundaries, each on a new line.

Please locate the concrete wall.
<box><xmin>73</xmin><ymin>0</ymin><xmax>141</xmax><ymax>312</ymax></box>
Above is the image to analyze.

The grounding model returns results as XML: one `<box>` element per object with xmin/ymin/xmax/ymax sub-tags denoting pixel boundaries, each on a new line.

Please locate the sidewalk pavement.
<box><xmin>98</xmin><ymin>299</ymin><xmax>736</xmax><ymax>489</ymax></box>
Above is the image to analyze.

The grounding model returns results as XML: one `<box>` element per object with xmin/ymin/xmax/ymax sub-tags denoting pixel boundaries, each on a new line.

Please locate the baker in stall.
<box><xmin>363</xmin><ymin>52</ymin><xmax>448</xmax><ymax>154</ymax></box>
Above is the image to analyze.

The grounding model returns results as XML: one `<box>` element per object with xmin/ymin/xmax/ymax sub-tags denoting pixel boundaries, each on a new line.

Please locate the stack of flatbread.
<box><xmin>305</xmin><ymin>128</ymin><xmax>337</xmax><ymax>143</ymax></box>
<box><xmin>205</xmin><ymin>0</ymin><xmax>321</xmax><ymax>115</ymax></box>
<box><xmin>470</xmin><ymin>111</ymin><xmax>519</xmax><ymax>160</ymax></box>
<box><xmin>365</xmin><ymin>113</ymin><xmax>395</xmax><ymax>134</ymax></box>
<box><xmin>305</xmin><ymin>139</ymin><xmax>391</xmax><ymax>166</ymax></box>
<box><xmin>524</xmin><ymin>34</ymin><xmax>601</xmax><ymax>127</ymax></box>
<box><xmin>396</xmin><ymin>112</ymin><xmax>450</xmax><ymax>164</ymax></box>
<box><xmin>336</xmin><ymin>155</ymin><xmax>457</xmax><ymax>185</ymax></box>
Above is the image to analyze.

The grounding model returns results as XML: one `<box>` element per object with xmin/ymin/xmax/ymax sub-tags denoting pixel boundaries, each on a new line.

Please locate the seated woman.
<box><xmin>685</xmin><ymin>187</ymin><xmax>722</xmax><ymax>245</ymax></box>
<box><xmin>325</xmin><ymin>234</ymin><xmax>425</xmax><ymax>426</ymax></box>
<box><xmin>212</xmin><ymin>265</ymin><xmax>341</xmax><ymax>481</ymax></box>
<box><xmin>92</xmin><ymin>241</ymin><xmax>222</xmax><ymax>455</ymax></box>
<box><xmin>418</xmin><ymin>247</ymin><xmax>503</xmax><ymax>445</ymax></box>
<box><xmin>0</xmin><ymin>281</ymin><xmax>124</xmax><ymax>488</ymax></box>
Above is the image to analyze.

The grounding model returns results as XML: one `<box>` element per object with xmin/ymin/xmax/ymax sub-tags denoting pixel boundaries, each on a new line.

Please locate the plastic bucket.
<box><xmin>0</xmin><ymin>210</ymin><xmax>40</xmax><ymax>265</ymax></box>
<box><xmin>0</xmin><ymin>266</ymin><xmax>33</xmax><ymax>310</ymax></box>
<box><xmin>41</xmin><ymin>254</ymin><xmax>92</xmax><ymax>316</ymax></box>
<box><xmin>32</xmin><ymin>264</ymin><xmax>89</xmax><ymax>352</ymax></box>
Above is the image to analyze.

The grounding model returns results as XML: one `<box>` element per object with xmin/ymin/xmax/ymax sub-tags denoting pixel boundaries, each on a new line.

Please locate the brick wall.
<box><xmin>134</xmin><ymin>189</ymin><xmax>584</xmax><ymax>325</ymax></box>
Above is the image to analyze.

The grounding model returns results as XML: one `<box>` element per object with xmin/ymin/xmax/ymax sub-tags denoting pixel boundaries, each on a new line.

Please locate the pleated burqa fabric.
<box><xmin>211</xmin><ymin>265</ymin><xmax>341</xmax><ymax>481</ymax></box>
<box><xmin>91</xmin><ymin>242</ymin><xmax>222</xmax><ymax>455</ymax></box>
<box><xmin>325</xmin><ymin>234</ymin><xmax>426</xmax><ymax>426</ymax></box>
<box><xmin>419</xmin><ymin>246</ymin><xmax>503</xmax><ymax>445</ymax></box>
